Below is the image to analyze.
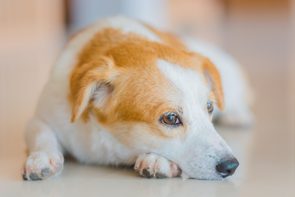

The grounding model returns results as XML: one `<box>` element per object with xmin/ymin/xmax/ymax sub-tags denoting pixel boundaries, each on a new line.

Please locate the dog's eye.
<box><xmin>207</xmin><ymin>100</ymin><xmax>214</xmax><ymax>114</ymax></box>
<box><xmin>160</xmin><ymin>112</ymin><xmax>182</xmax><ymax>126</ymax></box>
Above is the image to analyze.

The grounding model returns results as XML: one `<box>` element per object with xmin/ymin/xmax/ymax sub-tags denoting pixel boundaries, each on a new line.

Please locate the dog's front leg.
<box><xmin>23</xmin><ymin>119</ymin><xmax>64</xmax><ymax>181</ymax></box>
<box><xmin>134</xmin><ymin>153</ymin><xmax>181</xmax><ymax>178</ymax></box>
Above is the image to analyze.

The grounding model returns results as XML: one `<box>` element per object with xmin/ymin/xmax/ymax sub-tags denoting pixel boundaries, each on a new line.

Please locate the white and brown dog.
<box><xmin>23</xmin><ymin>17</ymin><xmax>252</xmax><ymax>181</ymax></box>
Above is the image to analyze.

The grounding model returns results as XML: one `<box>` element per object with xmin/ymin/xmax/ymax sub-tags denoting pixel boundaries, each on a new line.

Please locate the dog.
<box><xmin>23</xmin><ymin>16</ymin><xmax>252</xmax><ymax>181</ymax></box>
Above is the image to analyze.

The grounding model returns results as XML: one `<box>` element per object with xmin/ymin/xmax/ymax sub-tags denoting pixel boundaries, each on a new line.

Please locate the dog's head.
<box><xmin>70</xmin><ymin>32</ymin><xmax>238</xmax><ymax>180</ymax></box>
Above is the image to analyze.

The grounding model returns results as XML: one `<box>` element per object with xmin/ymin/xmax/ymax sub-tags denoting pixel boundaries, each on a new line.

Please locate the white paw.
<box><xmin>134</xmin><ymin>153</ymin><xmax>181</xmax><ymax>178</ymax></box>
<box><xmin>23</xmin><ymin>151</ymin><xmax>64</xmax><ymax>181</ymax></box>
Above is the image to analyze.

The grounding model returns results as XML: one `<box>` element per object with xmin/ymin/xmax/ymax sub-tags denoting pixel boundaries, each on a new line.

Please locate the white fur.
<box><xmin>24</xmin><ymin>17</ymin><xmax>250</xmax><ymax>180</ymax></box>
<box><xmin>103</xmin><ymin>16</ymin><xmax>162</xmax><ymax>42</ymax></box>
<box><xmin>181</xmin><ymin>37</ymin><xmax>253</xmax><ymax>125</ymax></box>
<box><xmin>157</xmin><ymin>60</ymin><xmax>233</xmax><ymax>179</ymax></box>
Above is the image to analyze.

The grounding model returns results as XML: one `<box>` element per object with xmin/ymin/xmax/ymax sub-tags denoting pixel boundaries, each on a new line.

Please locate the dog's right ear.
<box><xmin>70</xmin><ymin>56</ymin><xmax>118</xmax><ymax>122</ymax></box>
<box><xmin>201</xmin><ymin>58</ymin><xmax>224</xmax><ymax>110</ymax></box>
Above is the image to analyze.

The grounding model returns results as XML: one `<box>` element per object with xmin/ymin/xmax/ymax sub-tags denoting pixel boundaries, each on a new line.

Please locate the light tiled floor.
<box><xmin>0</xmin><ymin>15</ymin><xmax>294</xmax><ymax>197</ymax></box>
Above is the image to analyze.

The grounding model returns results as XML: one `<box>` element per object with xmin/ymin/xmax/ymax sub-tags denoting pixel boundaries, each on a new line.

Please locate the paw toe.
<box><xmin>142</xmin><ymin>168</ymin><xmax>153</xmax><ymax>178</ymax></box>
<box><xmin>23</xmin><ymin>151</ymin><xmax>64</xmax><ymax>181</ymax></box>
<box><xmin>29</xmin><ymin>172</ymin><xmax>42</xmax><ymax>181</ymax></box>
<box><xmin>134</xmin><ymin>153</ymin><xmax>180</xmax><ymax>179</ymax></box>
<box><xmin>155</xmin><ymin>172</ymin><xmax>167</xmax><ymax>179</ymax></box>
<box><xmin>41</xmin><ymin>168</ymin><xmax>51</xmax><ymax>177</ymax></box>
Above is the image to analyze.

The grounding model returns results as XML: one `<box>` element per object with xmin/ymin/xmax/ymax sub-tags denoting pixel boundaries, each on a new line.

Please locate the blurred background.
<box><xmin>0</xmin><ymin>0</ymin><xmax>294</xmax><ymax>196</ymax></box>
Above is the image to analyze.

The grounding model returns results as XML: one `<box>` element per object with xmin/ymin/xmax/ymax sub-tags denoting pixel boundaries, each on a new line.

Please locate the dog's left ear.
<box><xmin>70</xmin><ymin>56</ymin><xmax>118</xmax><ymax>122</ymax></box>
<box><xmin>202</xmin><ymin>58</ymin><xmax>224</xmax><ymax>110</ymax></box>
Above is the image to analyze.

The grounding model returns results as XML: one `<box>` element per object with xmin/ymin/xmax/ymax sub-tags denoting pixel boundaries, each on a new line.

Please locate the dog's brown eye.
<box><xmin>160</xmin><ymin>112</ymin><xmax>182</xmax><ymax>126</ymax></box>
<box><xmin>207</xmin><ymin>100</ymin><xmax>214</xmax><ymax>114</ymax></box>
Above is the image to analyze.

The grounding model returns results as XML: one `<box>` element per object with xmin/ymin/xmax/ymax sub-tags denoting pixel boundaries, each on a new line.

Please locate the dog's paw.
<box><xmin>134</xmin><ymin>153</ymin><xmax>181</xmax><ymax>178</ymax></box>
<box><xmin>23</xmin><ymin>151</ymin><xmax>64</xmax><ymax>181</ymax></box>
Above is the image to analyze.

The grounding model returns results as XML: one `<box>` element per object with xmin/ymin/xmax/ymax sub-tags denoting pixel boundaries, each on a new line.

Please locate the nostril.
<box><xmin>216</xmin><ymin>158</ymin><xmax>239</xmax><ymax>178</ymax></box>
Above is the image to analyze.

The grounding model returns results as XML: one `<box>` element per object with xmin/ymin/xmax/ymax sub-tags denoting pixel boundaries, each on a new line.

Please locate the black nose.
<box><xmin>216</xmin><ymin>158</ymin><xmax>239</xmax><ymax>178</ymax></box>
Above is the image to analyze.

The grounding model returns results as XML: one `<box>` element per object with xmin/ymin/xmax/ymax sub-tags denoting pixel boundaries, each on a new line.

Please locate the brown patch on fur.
<box><xmin>69</xmin><ymin>25</ymin><xmax>223</xmax><ymax>139</ymax></box>
<box><xmin>202</xmin><ymin>58</ymin><xmax>224</xmax><ymax>110</ymax></box>
<box><xmin>69</xmin><ymin>56</ymin><xmax>117</xmax><ymax>122</ymax></box>
<box><xmin>144</xmin><ymin>24</ymin><xmax>224</xmax><ymax>109</ymax></box>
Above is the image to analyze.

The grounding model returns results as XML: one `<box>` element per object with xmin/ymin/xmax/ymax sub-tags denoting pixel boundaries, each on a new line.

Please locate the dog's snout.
<box><xmin>216</xmin><ymin>158</ymin><xmax>239</xmax><ymax>178</ymax></box>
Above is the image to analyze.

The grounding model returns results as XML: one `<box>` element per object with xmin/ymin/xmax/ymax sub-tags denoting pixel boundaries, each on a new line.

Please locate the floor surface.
<box><xmin>0</xmin><ymin>11</ymin><xmax>295</xmax><ymax>197</ymax></box>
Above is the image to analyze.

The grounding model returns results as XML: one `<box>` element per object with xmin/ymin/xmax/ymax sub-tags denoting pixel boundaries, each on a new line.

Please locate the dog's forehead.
<box><xmin>157</xmin><ymin>59</ymin><xmax>209</xmax><ymax>107</ymax></box>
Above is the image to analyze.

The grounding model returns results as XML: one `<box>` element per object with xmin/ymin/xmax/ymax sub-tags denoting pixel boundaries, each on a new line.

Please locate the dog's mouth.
<box><xmin>176</xmin><ymin>157</ymin><xmax>239</xmax><ymax>180</ymax></box>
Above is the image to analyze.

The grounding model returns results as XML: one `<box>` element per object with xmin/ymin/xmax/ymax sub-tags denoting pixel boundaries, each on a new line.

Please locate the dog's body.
<box><xmin>24</xmin><ymin>17</ymin><xmax>252</xmax><ymax>181</ymax></box>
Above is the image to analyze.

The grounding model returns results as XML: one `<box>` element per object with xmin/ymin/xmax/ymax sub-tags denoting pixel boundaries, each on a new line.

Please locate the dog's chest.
<box><xmin>56</xmin><ymin>122</ymin><xmax>137</xmax><ymax>165</ymax></box>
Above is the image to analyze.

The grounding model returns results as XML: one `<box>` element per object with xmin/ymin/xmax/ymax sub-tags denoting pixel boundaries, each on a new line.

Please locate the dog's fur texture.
<box><xmin>23</xmin><ymin>17</ymin><xmax>252</xmax><ymax>181</ymax></box>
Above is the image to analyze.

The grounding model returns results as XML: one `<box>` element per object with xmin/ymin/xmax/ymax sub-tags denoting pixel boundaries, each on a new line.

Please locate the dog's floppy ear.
<box><xmin>202</xmin><ymin>58</ymin><xmax>224</xmax><ymax>110</ymax></box>
<box><xmin>70</xmin><ymin>56</ymin><xmax>117</xmax><ymax>122</ymax></box>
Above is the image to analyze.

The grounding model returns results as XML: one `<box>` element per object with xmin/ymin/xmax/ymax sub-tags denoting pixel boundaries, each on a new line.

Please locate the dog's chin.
<box><xmin>180</xmin><ymin>170</ymin><xmax>224</xmax><ymax>180</ymax></box>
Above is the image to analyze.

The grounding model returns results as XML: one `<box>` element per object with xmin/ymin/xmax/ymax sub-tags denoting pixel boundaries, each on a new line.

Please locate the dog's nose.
<box><xmin>216</xmin><ymin>158</ymin><xmax>239</xmax><ymax>178</ymax></box>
